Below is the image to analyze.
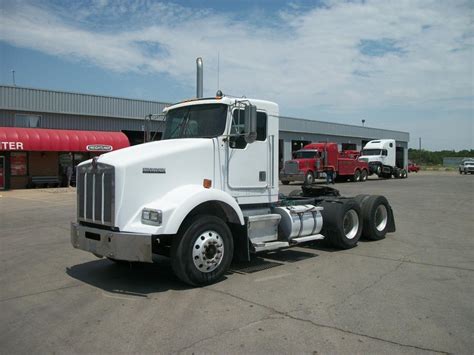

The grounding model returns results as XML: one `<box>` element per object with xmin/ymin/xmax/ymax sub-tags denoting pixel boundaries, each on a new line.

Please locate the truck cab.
<box><xmin>360</xmin><ymin>139</ymin><xmax>407</xmax><ymax>178</ymax></box>
<box><xmin>71</xmin><ymin>94</ymin><xmax>396</xmax><ymax>286</ymax></box>
<box><xmin>280</xmin><ymin>142</ymin><xmax>369</xmax><ymax>184</ymax></box>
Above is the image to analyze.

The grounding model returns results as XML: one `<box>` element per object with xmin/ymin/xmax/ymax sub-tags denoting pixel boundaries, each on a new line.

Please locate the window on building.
<box><xmin>341</xmin><ymin>143</ymin><xmax>357</xmax><ymax>151</ymax></box>
<box><xmin>14</xmin><ymin>114</ymin><xmax>41</xmax><ymax>128</ymax></box>
<box><xmin>291</xmin><ymin>140</ymin><xmax>311</xmax><ymax>152</ymax></box>
<box><xmin>10</xmin><ymin>152</ymin><xmax>27</xmax><ymax>176</ymax></box>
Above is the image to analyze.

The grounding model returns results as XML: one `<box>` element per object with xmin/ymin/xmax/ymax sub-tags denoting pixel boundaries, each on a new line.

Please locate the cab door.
<box><xmin>227</xmin><ymin>109</ymin><xmax>269</xmax><ymax>189</ymax></box>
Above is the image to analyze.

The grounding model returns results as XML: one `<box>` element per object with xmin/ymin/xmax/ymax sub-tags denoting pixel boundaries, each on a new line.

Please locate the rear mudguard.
<box><xmin>386</xmin><ymin>203</ymin><xmax>396</xmax><ymax>233</ymax></box>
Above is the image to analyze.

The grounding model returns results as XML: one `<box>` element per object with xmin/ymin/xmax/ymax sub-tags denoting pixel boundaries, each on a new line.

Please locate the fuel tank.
<box><xmin>273</xmin><ymin>205</ymin><xmax>323</xmax><ymax>240</ymax></box>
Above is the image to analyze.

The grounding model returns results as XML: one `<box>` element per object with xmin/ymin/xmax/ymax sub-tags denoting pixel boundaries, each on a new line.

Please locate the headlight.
<box><xmin>142</xmin><ymin>208</ymin><xmax>162</xmax><ymax>226</ymax></box>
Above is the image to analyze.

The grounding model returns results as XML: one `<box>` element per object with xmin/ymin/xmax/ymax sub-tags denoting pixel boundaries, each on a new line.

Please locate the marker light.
<box><xmin>203</xmin><ymin>179</ymin><xmax>212</xmax><ymax>188</ymax></box>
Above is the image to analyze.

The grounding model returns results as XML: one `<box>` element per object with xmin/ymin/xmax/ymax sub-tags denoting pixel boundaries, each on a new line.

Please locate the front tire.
<box><xmin>304</xmin><ymin>171</ymin><xmax>314</xmax><ymax>185</ymax></box>
<box><xmin>375</xmin><ymin>165</ymin><xmax>382</xmax><ymax>176</ymax></box>
<box><xmin>171</xmin><ymin>215</ymin><xmax>233</xmax><ymax>286</ymax></box>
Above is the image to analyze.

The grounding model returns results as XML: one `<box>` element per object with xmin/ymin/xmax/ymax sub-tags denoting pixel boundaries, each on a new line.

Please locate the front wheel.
<box><xmin>375</xmin><ymin>165</ymin><xmax>382</xmax><ymax>176</ymax></box>
<box><xmin>304</xmin><ymin>171</ymin><xmax>314</xmax><ymax>185</ymax></box>
<box><xmin>171</xmin><ymin>215</ymin><xmax>233</xmax><ymax>286</ymax></box>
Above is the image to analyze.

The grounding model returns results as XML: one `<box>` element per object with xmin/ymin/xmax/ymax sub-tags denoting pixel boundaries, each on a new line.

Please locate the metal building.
<box><xmin>279</xmin><ymin>116</ymin><xmax>409</xmax><ymax>168</ymax></box>
<box><xmin>0</xmin><ymin>85</ymin><xmax>168</xmax><ymax>144</ymax></box>
<box><xmin>0</xmin><ymin>85</ymin><xmax>409</xmax><ymax>189</ymax></box>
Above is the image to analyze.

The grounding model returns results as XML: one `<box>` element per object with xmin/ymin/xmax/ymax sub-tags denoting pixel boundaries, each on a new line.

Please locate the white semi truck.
<box><xmin>359</xmin><ymin>139</ymin><xmax>408</xmax><ymax>179</ymax></box>
<box><xmin>71</xmin><ymin>94</ymin><xmax>396</xmax><ymax>286</ymax></box>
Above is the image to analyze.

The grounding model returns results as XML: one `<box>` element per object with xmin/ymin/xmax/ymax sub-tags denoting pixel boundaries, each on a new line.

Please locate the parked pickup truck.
<box><xmin>459</xmin><ymin>159</ymin><xmax>474</xmax><ymax>174</ymax></box>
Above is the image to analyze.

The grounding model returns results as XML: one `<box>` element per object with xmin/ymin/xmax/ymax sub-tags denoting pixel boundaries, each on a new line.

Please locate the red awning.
<box><xmin>0</xmin><ymin>127</ymin><xmax>130</xmax><ymax>152</ymax></box>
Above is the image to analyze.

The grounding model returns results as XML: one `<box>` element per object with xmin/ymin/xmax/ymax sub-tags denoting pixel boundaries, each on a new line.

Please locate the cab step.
<box><xmin>252</xmin><ymin>234</ymin><xmax>325</xmax><ymax>252</ymax></box>
<box><xmin>290</xmin><ymin>234</ymin><xmax>325</xmax><ymax>244</ymax></box>
<box><xmin>252</xmin><ymin>241</ymin><xmax>289</xmax><ymax>252</ymax></box>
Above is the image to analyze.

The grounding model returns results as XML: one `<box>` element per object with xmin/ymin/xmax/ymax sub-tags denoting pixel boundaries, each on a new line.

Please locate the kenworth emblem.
<box><xmin>143</xmin><ymin>168</ymin><xmax>166</xmax><ymax>174</ymax></box>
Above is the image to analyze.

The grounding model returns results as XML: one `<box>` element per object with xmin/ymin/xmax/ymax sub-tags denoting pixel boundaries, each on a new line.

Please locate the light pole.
<box><xmin>11</xmin><ymin>70</ymin><xmax>16</xmax><ymax>86</ymax></box>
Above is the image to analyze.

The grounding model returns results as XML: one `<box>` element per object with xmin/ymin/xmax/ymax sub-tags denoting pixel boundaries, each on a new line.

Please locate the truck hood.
<box><xmin>93</xmin><ymin>138</ymin><xmax>216</xmax><ymax>230</ymax></box>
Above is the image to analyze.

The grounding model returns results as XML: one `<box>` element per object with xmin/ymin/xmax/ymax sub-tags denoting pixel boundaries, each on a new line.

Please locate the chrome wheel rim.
<box><xmin>375</xmin><ymin>205</ymin><xmax>388</xmax><ymax>231</ymax></box>
<box><xmin>343</xmin><ymin>209</ymin><xmax>359</xmax><ymax>240</ymax></box>
<box><xmin>192</xmin><ymin>230</ymin><xmax>224</xmax><ymax>273</ymax></box>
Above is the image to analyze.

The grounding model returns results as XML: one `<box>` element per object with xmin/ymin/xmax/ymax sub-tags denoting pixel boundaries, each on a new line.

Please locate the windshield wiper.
<box><xmin>167</xmin><ymin>110</ymin><xmax>189</xmax><ymax>139</ymax></box>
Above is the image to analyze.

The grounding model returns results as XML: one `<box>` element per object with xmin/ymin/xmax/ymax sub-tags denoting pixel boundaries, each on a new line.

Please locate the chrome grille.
<box><xmin>284</xmin><ymin>161</ymin><xmax>299</xmax><ymax>174</ymax></box>
<box><xmin>77</xmin><ymin>162</ymin><xmax>115</xmax><ymax>226</ymax></box>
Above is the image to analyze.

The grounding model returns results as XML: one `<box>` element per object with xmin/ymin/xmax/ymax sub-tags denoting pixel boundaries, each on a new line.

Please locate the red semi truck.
<box><xmin>280</xmin><ymin>142</ymin><xmax>369</xmax><ymax>185</ymax></box>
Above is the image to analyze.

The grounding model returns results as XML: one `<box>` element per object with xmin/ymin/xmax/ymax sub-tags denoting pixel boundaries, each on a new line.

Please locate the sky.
<box><xmin>0</xmin><ymin>0</ymin><xmax>472</xmax><ymax>150</ymax></box>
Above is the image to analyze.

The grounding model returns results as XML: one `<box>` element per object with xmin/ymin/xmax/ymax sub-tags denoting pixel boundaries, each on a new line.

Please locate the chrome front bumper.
<box><xmin>71</xmin><ymin>223</ymin><xmax>153</xmax><ymax>262</ymax></box>
<box><xmin>279</xmin><ymin>173</ymin><xmax>305</xmax><ymax>182</ymax></box>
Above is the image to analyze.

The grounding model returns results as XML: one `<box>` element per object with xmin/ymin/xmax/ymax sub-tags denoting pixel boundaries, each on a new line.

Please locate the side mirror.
<box><xmin>244</xmin><ymin>104</ymin><xmax>257</xmax><ymax>144</ymax></box>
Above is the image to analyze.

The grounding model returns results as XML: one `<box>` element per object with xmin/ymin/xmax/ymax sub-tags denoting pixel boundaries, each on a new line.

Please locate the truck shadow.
<box><xmin>230</xmin><ymin>249</ymin><xmax>319</xmax><ymax>274</ymax></box>
<box><xmin>67</xmin><ymin>249</ymin><xmax>321</xmax><ymax>295</ymax></box>
<box><xmin>66</xmin><ymin>257</ymin><xmax>192</xmax><ymax>296</ymax></box>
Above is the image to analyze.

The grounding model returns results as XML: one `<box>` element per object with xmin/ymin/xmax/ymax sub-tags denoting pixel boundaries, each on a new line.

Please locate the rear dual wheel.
<box><xmin>354</xmin><ymin>195</ymin><xmax>392</xmax><ymax>240</ymax></box>
<box><xmin>319</xmin><ymin>199</ymin><xmax>362</xmax><ymax>249</ymax></box>
<box><xmin>352</xmin><ymin>170</ymin><xmax>361</xmax><ymax>182</ymax></box>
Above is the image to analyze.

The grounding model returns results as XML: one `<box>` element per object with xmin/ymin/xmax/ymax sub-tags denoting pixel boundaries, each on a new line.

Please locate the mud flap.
<box><xmin>386</xmin><ymin>205</ymin><xmax>396</xmax><ymax>233</ymax></box>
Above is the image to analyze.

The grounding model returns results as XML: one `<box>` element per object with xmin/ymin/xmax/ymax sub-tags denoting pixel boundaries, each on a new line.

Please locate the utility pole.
<box><xmin>11</xmin><ymin>70</ymin><xmax>16</xmax><ymax>86</ymax></box>
<box><xmin>418</xmin><ymin>137</ymin><xmax>422</xmax><ymax>164</ymax></box>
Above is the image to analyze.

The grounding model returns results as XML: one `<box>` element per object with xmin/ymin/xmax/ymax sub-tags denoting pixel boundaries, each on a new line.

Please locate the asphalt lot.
<box><xmin>1</xmin><ymin>171</ymin><xmax>473</xmax><ymax>354</ymax></box>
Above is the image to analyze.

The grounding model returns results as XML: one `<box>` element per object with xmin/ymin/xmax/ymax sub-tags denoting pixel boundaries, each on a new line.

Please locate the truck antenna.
<box><xmin>217</xmin><ymin>51</ymin><xmax>220</xmax><ymax>91</ymax></box>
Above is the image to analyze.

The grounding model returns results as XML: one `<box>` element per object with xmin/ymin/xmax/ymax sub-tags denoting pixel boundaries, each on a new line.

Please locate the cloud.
<box><xmin>0</xmin><ymin>0</ymin><xmax>472</xmax><ymax>123</ymax></box>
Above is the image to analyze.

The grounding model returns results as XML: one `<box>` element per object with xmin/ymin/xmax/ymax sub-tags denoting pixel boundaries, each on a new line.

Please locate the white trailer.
<box><xmin>71</xmin><ymin>94</ymin><xmax>396</xmax><ymax>286</ymax></box>
<box><xmin>359</xmin><ymin>139</ymin><xmax>408</xmax><ymax>179</ymax></box>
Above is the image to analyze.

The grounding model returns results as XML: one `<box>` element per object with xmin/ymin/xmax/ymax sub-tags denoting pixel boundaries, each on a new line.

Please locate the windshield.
<box><xmin>361</xmin><ymin>149</ymin><xmax>382</xmax><ymax>156</ymax></box>
<box><xmin>162</xmin><ymin>104</ymin><xmax>228</xmax><ymax>140</ymax></box>
<box><xmin>293</xmin><ymin>151</ymin><xmax>318</xmax><ymax>159</ymax></box>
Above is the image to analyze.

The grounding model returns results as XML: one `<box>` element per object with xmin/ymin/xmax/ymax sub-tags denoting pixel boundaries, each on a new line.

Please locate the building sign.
<box><xmin>0</xmin><ymin>142</ymin><xmax>24</xmax><ymax>151</ymax></box>
<box><xmin>11</xmin><ymin>152</ymin><xmax>27</xmax><ymax>176</ymax></box>
<box><xmin>86</xmin><ymin>144</ymin><xmax>113</xmax><ymax>152</ymax></box>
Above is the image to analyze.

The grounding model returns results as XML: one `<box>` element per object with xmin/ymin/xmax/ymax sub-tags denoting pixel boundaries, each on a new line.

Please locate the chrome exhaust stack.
<box><xmin>196</xmin><ymin>57</ymin><xmax>203</xmax><ymax>98</ymax></box>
